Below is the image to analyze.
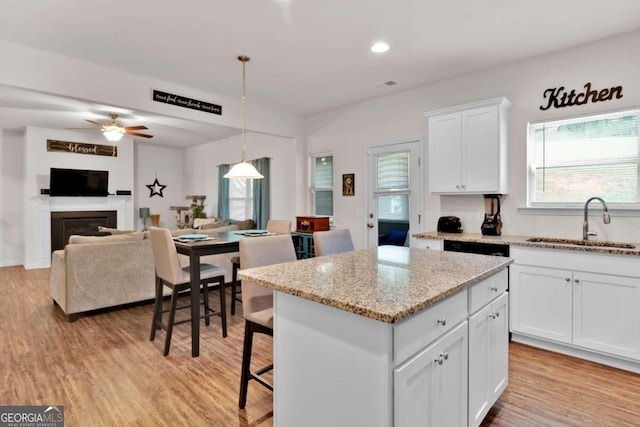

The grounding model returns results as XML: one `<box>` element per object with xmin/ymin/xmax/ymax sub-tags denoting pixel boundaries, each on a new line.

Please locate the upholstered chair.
<box><xmin>231</xmin><ymin>219</ymin><xmax>292</xmax><ymax>315</ymax></box>
<box><xmin>149</xmin><ymin>227</ymin><xmax>227</xmax><ymax>356</ymax></box>
<box><xmin>238</xmin><ymin>234</ymin><xmax>297</xmax><ymax>408</ymax></box>
<box><xmin>313</xmin><ymin>228</ymin><xmax>355</xmax><ymax>256</ymax></box>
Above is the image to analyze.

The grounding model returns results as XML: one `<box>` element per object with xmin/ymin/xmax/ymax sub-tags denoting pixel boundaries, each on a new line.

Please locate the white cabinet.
<box><xmin>510</xmin><ymin>246</ymin><xmax>640</xmax><ymax>370</ymax></box>
<box><xmin>426</xmin><ymin>97</ymin><xmax>511</xmax><ymax>195</ymax></box>
<box><xmin>509</xmin><ymin>265</ymin><xmax>573</xmax><ymax>344</ymax></box>
<box><xmin>468</xmin><ymin>292</ymin><xmax>509</xmax><ymax>427</ymax></box>
<box><xmin>395</xmin><ymin>321</ymin><xmax>468</xmax><ymax>427</ymax></box>
<box><xmin>573</xmin><ymin>271</ymin><xmax>640</xmax><ymax>360</ymax></box>
<box><xmin>410</xmin><ymin>237</ymin><xmax>442</xmax><ymax>250</ymax></box>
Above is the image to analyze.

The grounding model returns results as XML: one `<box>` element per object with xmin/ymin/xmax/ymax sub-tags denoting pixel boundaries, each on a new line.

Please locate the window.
<box><xmin>376</xmin><ymin>152</ymin><xmax>409</xmax><ymax>221</ymax></box>
<box><xmin>313</xmin><ymin>155</ymin><xmax>333</xmax><ymax>216</ymax></box>
<box><xmin>228</xmin><ymin>178</ymin><xmax>253</xmax><ymax>220</ymax></box>
<box><xmin>528</xmin><ymin>109</ymin><xmax>639</xmax><ymax>206</ymax></box>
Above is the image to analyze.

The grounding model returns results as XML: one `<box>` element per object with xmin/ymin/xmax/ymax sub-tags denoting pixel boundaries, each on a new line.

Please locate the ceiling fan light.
<box><xmin>103</xmin><ymin>129</ymin><xmax>124</xmax><ymax>142</ymax></box>
<box><xmin>223</xmin><ymin>161</ymin><xmax>264</xmax><ymax>179</ymax></box>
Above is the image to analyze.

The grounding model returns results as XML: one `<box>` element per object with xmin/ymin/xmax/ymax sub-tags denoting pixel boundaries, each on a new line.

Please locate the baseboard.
<box><xmin>511</xmin><ymin>333</ymin><xmax>640</xmax><ymax>374</ymax></box>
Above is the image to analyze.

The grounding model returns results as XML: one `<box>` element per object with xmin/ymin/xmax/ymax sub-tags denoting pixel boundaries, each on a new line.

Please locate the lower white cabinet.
<box><xmin>468</xmin><ymin>292</ymin><xmax>509</xmax><ymax>427</ymax></box>
<box><xmin>510</xmin><ymin>246</ymin><xmax>640</xmax><ymax>370</ymax></box>
<box><xmin>510</xmin><ymin>264</ymin><xmax>573</xmax><ymax>343</ymax></box>
<box><xmin>573</xmin><ymin>271</ymin><xmax>640</xmax><ymax>360</ymax></box>
<box><xmin>411</xmin><ymin>237</ymin><xmax>443</xmax><ymax>250</ymax></box>
<box><xmin>394</xmin><ymin>321</ymin><xmax>468</xmax><ymax>427</ymax></box>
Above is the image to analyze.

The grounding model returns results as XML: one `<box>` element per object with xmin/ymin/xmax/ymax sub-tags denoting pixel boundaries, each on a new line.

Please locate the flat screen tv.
<box><xmin>49</xmin><ymin>168</ymin><xmax>109</xmax><ymax>197</ymax></box>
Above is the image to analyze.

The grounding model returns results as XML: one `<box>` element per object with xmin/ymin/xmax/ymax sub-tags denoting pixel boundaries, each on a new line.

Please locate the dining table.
<box><xmin>173</xmin><ymin>230</ymin><xmax>245</xmax><ymax>357</ymax></box>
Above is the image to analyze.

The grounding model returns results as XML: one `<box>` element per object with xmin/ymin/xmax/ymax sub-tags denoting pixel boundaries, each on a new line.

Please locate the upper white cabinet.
<box><xmin>426</xmin><ymin>97</ymin><xmax>511</xmax><ymax>195</ymax></box>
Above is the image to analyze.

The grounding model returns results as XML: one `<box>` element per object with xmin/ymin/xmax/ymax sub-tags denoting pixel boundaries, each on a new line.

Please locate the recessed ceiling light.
<box><xmin>371</xmin><ymin>42</ymin><xmax>389</xmax><ymax>53</ymax></box>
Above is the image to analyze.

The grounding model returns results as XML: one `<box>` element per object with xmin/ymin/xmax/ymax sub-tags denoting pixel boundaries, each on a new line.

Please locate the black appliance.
<box><xmin>443</xmin><ymin>240</ymin><xmax>509</xmax><ymax>257</ymax></box>
<box><xmin>49</xmin><ymin>168</ymin><xmax>109</xmax><ymax>197</ymax></box>
<box><xmin>437</xmin><ymin>216</ymin><xmax>463</xmax><ymax>233</ymax></box>
<box><xmin>481</xmin><ymin>194</ymin><xmax>502</xmax><ymax>236</ymax></box>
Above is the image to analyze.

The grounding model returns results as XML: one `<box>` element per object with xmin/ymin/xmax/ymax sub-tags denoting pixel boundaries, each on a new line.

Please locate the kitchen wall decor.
<box><xmin>540</xmin><ymin>82</ymin><xmax>623</xmax><ymax>110</ymax></box>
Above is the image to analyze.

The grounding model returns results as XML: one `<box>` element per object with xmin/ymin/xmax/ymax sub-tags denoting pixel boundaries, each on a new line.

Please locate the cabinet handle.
<box><xmin>574</xmin><ymin>279</ymin><xmax>580</xmax><ymax>283</ymax></box>
<box><xmin>443</xmin><ymin>352</ymin><xmax>449</xmax><ymax>361</ymax></box>
<box><xmin>437</xmin><ymin>318</ymin><xmax>447</xmax><ymax>326</ymax></box>
<box><xmin>461</xmin><ymin>185</ymin><xmax>466</xmax><ymax>189</ymax></box>
<box><xmin>565</xmin><ymin>278</ymin><xmax>571</xmax><ymax>282</ymax></box>
<box><xmin>490</xmin><ymin>286</ymin><xmax>498</xmax><ymax>292</ymax></box>
<box><xmin>456</xmin><ymin>185</ymin><xmax>461</xmax><ymax>189</ymax></box>
<box><xmin>434</xmin><ymin>355</ymin><xmax>444</xmax><ymax>365</ymax></box>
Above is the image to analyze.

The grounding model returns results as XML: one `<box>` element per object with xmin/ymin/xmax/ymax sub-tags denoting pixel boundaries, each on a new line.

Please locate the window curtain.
<box><xmin>217</xmin><ymin>164</ymin><xmax>230</xmax><ymax>219</ymax></box>
<box><xmin>252</xmin><ymin>157</ymin><xmax>270</xmax><ymax>229</ymax></box>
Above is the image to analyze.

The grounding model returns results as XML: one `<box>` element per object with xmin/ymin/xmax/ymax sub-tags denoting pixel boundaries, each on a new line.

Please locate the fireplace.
<box><xmin>51</xmin><ymin>210</ymin><xmax>117</xmax><ymax>252</ymax></box>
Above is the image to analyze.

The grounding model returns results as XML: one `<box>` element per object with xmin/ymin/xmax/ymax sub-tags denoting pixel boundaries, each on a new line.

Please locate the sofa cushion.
<box><xmin>97</xmin><ymin>226</ymin><xmax>138</xmax><ymax>235</ymax></box>
<box><xmin>69</xmin><ymin>231</ymin><xmax>144</xmax><ymax>244</ymax></box>
<box><xmin>230</xmin><ymin>219</ymin><xmax>255</xmax><ymax>230</ymax></box>
<box><xmin>194</xmin><ymin>217</ymin><xmax>226</xmax><ymax>230</ymax></box>
<box><xmin>170</xmin><ymin>228</ymin><xmax>198</xmax><ymax>237</ymax></box>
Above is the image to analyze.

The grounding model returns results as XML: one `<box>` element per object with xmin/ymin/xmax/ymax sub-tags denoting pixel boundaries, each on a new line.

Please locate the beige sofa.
<box><xmin>50</xmin><ymin>221</ymin><xmax>255</xmax><ymax>321</ymax></box>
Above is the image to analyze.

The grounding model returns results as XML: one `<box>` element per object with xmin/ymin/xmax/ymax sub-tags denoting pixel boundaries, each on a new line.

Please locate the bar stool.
<box><xmin>230</xmin><ymin>219</ymin><xmax>292</xmax><ymax>315</ymax></box>
<box><xmin>238</xmin><ymin>234</ymin><xmax>297</xmax><ymax>408</ymax></box>
<box><xmin>149</xmin><ymin>227</ymin><xmax>227</xmax><ymax>356</ymax></box>
<box><xmin>313</xmin><ymin>228</ymin><xmax>354</xmax><ymax>256</ymax></box>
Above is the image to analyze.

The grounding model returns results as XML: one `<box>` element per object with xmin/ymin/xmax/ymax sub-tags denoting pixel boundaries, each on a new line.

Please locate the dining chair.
<box><xmin>231</xmin><ymin>219</ymin><xmax>292</xmax><ymax>315</ymax></box>
<box><xmin>313</xmin><ymin>228</ymin><xmax>355</xmax><ymax>256</ymax></box>
<box><xmin>238</xmin><ymin>234</ymin><xmax>297</xmax><ymax>409</ymax></box>
<box><xmin>148</xmin><ymin>227</ymin><xmax>227</xmax><ymax>356</ymax></box>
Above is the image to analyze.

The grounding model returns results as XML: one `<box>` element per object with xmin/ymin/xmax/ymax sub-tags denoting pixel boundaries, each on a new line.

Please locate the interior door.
<box><xmin>366</xmin><ymin>140</ymin><xmax>423</xmax><ymax>248</ymax></box>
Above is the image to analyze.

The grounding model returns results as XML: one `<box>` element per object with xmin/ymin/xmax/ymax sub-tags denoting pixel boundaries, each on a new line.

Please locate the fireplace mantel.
<box><xmin>37</xmin><ymin>195</ymin><xmax>132</xmax><ymax>268</ymax></box>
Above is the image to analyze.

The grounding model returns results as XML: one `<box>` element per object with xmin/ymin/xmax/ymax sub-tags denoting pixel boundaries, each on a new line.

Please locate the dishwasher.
<box><xmin>443</xmin><ymin>239</ymin><xmax>510</xmax><ymax>257</ymax></box>
<box><xmin>443</xmin><ymin>239</ymin><xmax>511</xmax><ymax>340</ymax></box>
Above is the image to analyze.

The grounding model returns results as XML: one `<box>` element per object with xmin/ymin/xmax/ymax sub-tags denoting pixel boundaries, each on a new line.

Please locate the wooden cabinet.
<box><xmin>394</xmin><ymin>321</ymin><xmax>468</xmax><ymax>427</ymax></box>
<box><xmin>468</xmin><ymin>292</ymin><xmax>509</xmax><ymax>427</ymax></box>
<box><xmin>426</xmin><ymin>98</ymin><xmax>511</xmax><ymax>195</ymax></box>
<box><xmin>510</xmin><ymin>246</ymin><xmax>640</xmax><ymax>371</ymax></box>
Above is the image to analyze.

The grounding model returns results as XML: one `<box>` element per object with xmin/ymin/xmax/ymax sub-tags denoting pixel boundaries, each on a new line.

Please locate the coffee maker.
<box><xmin>481</xmin><ymin>194</ymin><xmax>502</xmax><ymax>236</ymax></box>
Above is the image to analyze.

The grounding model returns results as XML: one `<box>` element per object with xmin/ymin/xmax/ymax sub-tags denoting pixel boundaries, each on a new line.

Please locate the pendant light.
<box><xmin>224</xmin><ymin>55</ymin><xmax>264</xmax><ymax>180</ymax></box>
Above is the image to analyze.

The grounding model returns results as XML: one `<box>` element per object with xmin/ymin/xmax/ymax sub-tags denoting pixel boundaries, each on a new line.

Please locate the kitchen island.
<box><xmin>239</xmin><ymin>245</ymin><xmax>513</xmax><ymax>427</ymax></box>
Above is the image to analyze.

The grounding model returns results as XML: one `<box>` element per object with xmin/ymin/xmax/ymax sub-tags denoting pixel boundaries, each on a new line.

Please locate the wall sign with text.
<box><xmin>47</xmin><ymin>139</ymin><xmax>117</xmax><ymax>157</ymax></box>
<box><xmin>540</xmin><ymin>82</ymin><xmax>623</xmax><ymax>110</ymax></box>
<box><xmin>152</xmin><ymin>89</ymin><xmax>222</xmax><ymax>115</ymax></box>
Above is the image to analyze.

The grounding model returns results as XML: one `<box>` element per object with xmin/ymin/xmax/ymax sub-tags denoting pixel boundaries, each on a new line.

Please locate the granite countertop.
<box><xmin>412</xmin><ymin>231</ymin><xmax>640</xmax><ymax>256</ymax></box>
<box><xmin>238</xmin><ymin>245</ymin><xmax>512</xmax><ymax>324</ymax></box>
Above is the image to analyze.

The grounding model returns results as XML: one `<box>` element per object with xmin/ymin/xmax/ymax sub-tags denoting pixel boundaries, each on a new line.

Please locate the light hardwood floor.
<box><xmin>2</xmin><ymin>265</ymin><xmax>640</xmax><ymax>426</ymax></box>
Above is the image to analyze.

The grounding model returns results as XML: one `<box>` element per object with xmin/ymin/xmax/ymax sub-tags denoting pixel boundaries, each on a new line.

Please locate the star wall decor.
<box><xmin>146</xmin><ymin>177</ymin><xmax>167</xmax><ymax>198</ymax></box>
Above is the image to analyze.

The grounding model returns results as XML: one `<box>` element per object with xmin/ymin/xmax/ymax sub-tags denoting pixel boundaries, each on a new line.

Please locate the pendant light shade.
<box><xmin>224</xmin><ymin>55</ymin><xmax>263</xmax><ymax>180</ymax></box>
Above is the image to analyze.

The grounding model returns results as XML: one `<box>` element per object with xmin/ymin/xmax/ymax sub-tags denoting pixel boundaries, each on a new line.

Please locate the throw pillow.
<box><xmin>194</xmin><ymin>217</ymin><xmax>225</xmax><ymax>230</ymax></box>
<box><xmin>69</xmin><ymin>231</ymin><xmax>144</xmax><ymax>244</ymax></box>
<box><xmin>97</xmin><ymin>226</ymin><xmax>138</xmax><ymax>235</ymax></box>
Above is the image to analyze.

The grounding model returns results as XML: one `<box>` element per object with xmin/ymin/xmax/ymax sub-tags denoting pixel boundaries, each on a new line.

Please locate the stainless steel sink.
<box><xmin>526</xmin><ymin>237</ymin><xmax>636</xmax><ymax>249</ymax></box>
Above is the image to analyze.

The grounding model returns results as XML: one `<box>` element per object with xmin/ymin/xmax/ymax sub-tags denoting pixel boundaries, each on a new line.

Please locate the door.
<box><xmin>366</xmin><ymin>139</ymin><xmax>424</xmax><ymax>248</ymax></box>
<box><xmin>509</xmin><ymin>265</ymin><xmax>573</xmax><ymax>343</ymax></box>
<box><xmin>573</xmin><ymin>271</ymin><xmax>640</xmax><ymax>360</ymax></box>
<box><xmin>394</xmin><ymin>321</ymin><xmax>468</xmax><ymax>427</ymax></box>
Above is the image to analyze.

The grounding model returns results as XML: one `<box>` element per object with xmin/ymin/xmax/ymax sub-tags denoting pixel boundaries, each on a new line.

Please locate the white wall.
<box><xmin>304</xmin><ymin>30</ymin><xmax>640</xmax><ymax>247</ymax></box>
<box><xmin>23</xmin><ymin>127</ymin><xmax>134</xmax><ymax>268</ymax></box>
<box><xmin>135</xmin><ymin>144</ymin><xmax>185</xmax><ymax>230</ymax></box>
<box><xmin>0</xmin><ymin>129</ymin><xmax>24</xmax><ymax>266</ymax></box>
<box><xmin>184</xmin><ymin>132</ymin><xmax>297</xmax><ymax>225</ymax></box>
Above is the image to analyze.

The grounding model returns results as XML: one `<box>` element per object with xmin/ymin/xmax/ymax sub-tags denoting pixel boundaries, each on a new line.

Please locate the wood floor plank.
<box><xmin>1</xmin><ymin>265</ymin><xmax>640</xmax><ymax>426</ymax></box>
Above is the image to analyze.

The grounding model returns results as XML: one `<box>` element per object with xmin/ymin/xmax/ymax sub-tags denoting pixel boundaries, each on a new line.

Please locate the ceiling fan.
<box><xmin>70</xmin><ymin>113</ymin><xmax>153</xmax><ymax>142</ymax></box>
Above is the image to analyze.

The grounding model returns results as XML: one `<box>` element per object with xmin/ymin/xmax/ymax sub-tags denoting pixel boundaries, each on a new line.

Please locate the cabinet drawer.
<box><xmin>394</xmin><ymin>290</ymin><xmax>468</xmax><ymax>364</ymax></box>
<box><xmin>469</xmin><ymin>269</ymin><xmax>508</xmax><ymax>313</ymax></box>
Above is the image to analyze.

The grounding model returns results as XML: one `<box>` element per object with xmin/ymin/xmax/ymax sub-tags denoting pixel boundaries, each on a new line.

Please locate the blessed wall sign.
<box><xmin>47</xmin><ymin>140</ymin><xmax>117</xmax><ymax>157</ymax></box>
<box><xmin>152</xmin><ymin>89</ymin><xmax>222</xmax><ymax>115</ymax></box>
<box><xmin>540</xmin><ymin>82</ymin><xmax>623</xmax><ymax>110</ymax></box>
